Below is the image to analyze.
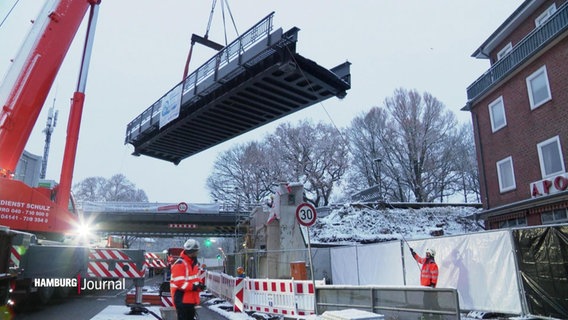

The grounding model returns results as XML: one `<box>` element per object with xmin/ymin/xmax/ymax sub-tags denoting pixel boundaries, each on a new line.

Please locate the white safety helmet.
<box><xmin>183</xmin><ymin>239</ymin><xmax>200</xmax><ymax>252</ymax></box>
<box><xmin>426</xmin><ymin>248</ymin><xmax>436</xmax><ymax>257</ymax></box>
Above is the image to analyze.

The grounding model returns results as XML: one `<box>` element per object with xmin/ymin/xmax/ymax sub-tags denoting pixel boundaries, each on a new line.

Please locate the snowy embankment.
<box><xmin>310</xmin><ymin>204</ymin><xmax>484</xmax><ymax>244</ymax></box>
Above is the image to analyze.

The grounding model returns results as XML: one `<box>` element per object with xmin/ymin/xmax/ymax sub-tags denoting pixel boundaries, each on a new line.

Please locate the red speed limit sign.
<box><xmin>296</xmin><ymin>202</ymin><xmax>317</xmax><ymax>227</ymax></box>
<box><xmin>177</xmin><ymin>202</ymin><xmax>188</xmax><ymax>213</ymax></box>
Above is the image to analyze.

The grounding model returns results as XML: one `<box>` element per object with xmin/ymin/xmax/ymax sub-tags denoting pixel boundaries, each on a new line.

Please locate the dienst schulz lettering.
<box><xmin>33</xmin><ymin>277</ymin><xmax>125</xmax><ymax>294</ymax></box>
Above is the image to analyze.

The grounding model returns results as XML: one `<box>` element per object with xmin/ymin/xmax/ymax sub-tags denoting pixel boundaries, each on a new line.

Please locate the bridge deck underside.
<box><xmin>125</xmin><ymin>27</ymin><xmax>351</xmax><ymax>164</ymax></box>
<box><xmin>87</xmin><ymin>212</ymin><xmax>246</xmax><ymax>237</ymax></box>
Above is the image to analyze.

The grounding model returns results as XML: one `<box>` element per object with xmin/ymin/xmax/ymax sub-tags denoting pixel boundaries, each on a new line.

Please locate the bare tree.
<box><xmin>453</xmin><ymin>123</ymin><xmax>481</xmax><ymax>202</ymax></box>
<box><xmin>72</xmin><ymin>174</ymin><xmax>148</xmax><ymax>202</ymax></box>
<box><xmin>72</xmin><ymin>176</ymin><xmax>107</xmax><ymax>201</ymax></box>
<box><xmin>347</xmin><ymin>88</ymin><xmax>466</xmax><ymax>203</ymax></box>
<box><xmin>384</xmin><ymin>88</ymin><xmax>457</xmax><ymax>202</ymax></box>
<box><xmin>207</xmin><ymin>141</ymin><xmax>278</xmax><ymax>210</ymax></box>
<box><xmin>345</xmin><ymin>107</ymin><xmax>388</xmax><ymax>190</ymax></box>
<box><xmin>268</xmin><ymin>121</ymin><xmax>349</xmax><ymax>206</ymax></box>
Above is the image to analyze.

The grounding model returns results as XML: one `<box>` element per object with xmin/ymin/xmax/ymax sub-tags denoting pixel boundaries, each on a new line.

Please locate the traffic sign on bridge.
<box><xmin>80</xmin><ymin>201</ymin><xmax>246</xmax><ymax>237</ymax></box>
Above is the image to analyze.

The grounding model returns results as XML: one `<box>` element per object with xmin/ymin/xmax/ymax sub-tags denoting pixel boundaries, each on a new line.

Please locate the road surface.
<box><xmin>13</xmin><ymin>275</ymin><xmax>230</xmax><ymax>320</ymax></box>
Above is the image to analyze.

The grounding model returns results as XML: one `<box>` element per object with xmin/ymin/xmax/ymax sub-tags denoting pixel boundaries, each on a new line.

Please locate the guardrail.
<box><xmin>205</xmin><ymin>272</ymin><xmax>460</xmax><ymax>319</ymax></box>
<box><xmin>316</xmin><ymin>285</ymin><xmax>461</xmax><ymax>320</ymax></box>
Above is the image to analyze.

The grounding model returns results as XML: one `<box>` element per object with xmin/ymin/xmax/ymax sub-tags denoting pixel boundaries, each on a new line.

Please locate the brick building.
<box><xmin>463</xmin><ymin>0</ymin><xmax>568</xmax><ymax>229</ymax></box>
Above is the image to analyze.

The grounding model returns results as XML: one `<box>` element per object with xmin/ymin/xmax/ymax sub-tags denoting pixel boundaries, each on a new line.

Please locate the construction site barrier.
<box><xmin>316</xmin><ymin>285</ymin><xmax>461</xmax><ymax>320</ymax></box>
<box><xmin>205</xmin><ymin>272</ymin><xmax>237</xmax><ymax>305</ymax></box>
<box><xmin>205</xmin><ymin>271</ymin><xmax>324</xmax><ymax>317</ymax></box>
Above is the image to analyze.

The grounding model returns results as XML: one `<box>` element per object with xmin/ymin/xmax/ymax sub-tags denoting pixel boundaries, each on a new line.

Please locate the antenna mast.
<box><xmin>41</xmin><ymin>98</ymin><xmax>58</xmax><ymax>179</ymax></box>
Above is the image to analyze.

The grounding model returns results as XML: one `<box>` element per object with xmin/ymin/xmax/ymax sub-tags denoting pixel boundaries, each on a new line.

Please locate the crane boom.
<box><xmin>0</xmin><ymin>0</ymin><xmax>94</xmax><ymax>176</ymax></box>
<box><xmin>0</xmin><ymin>0</ymin><xmax>100</xmax><ymax>237</ymax></box>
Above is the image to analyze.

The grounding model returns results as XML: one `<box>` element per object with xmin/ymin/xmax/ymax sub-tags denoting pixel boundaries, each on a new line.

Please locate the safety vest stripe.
<box><xmin>171</xmin><ymin>275</ymin><xmax>200</xmax><ymax>281</ymax></box>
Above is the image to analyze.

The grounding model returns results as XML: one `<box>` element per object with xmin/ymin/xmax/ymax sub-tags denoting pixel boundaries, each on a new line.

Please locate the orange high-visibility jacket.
<box><xmin>169</xmin><ymin>252</ymin><xmax>203</xmax><ymax>304</ymax></box>
<box><xmin>412</xmin><ymin>252</ymin><xmax>439</xmax><ymax>287</ymax></box>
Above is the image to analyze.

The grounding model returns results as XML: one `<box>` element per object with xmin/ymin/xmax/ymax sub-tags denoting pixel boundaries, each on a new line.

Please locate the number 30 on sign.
<box><xmin>295</xmin><ymin>203</ymin><xmax>317</xmax><ymax>227</ymax></box>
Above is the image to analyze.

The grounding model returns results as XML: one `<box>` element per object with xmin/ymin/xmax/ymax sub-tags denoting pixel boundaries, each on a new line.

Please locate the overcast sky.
<box><xmin>0</xmin><ymin>1</ymin><xmax>523</xmax><ymax>204</ymax></box>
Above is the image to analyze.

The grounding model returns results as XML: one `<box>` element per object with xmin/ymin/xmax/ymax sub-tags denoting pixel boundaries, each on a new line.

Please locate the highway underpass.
<box><xmin>79</xmin><ymin>201</ymin><xmax>249</xmax><ymax>237</ymax></box>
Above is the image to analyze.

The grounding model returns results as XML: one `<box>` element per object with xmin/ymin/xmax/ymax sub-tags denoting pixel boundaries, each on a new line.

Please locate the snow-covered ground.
<box><xmin>310</xmin><ymin>204</ymin><xmax>484</xmax><ymax>244</ymax></box>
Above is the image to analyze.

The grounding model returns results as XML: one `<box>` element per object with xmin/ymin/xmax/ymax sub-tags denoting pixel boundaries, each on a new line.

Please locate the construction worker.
<box><xmin>236</xmin><ymin>266</ymin><xmax>246</xmax><ymax>278</ymax></box>
<box><xmin>410</xmin><ymin>247</ymin><xmax>438</xmax><ymax>287</ymax></box>
<box><xmin>170</xmin><ymin>239</ymin><xmax>206</xmax><ymax>320</ymax></box>
<box><xmin>198</xmin><ymin>263</ymin><xmax>207</xmax><ymax>286</ymax></box>
<box><xmin>410</xmin><ymin>247</ymin><xmax>440</xmax><ymax>320</ymax></box>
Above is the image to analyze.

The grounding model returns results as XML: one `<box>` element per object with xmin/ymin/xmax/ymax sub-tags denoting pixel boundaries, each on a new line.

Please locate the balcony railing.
<box><xmin>466</xmin><ymin>3</ymin><xmax>568</xmax><ymax>102</ymax></box>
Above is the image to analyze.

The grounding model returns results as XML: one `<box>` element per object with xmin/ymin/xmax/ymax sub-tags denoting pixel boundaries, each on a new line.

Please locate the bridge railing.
<box><xmin>78</xmin><ymin>201</ymin><xmax>220</xmax><ymax>214</ymax></box>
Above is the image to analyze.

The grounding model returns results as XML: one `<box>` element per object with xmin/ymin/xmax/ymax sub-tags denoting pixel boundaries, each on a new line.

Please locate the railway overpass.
<box><xmin>78</xmin><ymin>201</ymin><xmax>250</xmax><ymax>237</ymax></box>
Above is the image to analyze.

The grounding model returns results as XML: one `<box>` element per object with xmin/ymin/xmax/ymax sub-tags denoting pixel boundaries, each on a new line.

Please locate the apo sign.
<box><xmin>530</xmin><ymin>173</ymin><xmax>568</xmax><ymax>198</ymax></box>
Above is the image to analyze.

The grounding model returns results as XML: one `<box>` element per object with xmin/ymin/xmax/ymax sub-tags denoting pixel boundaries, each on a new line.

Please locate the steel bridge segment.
<box><xmin>125</xmin><ymin>13</ymin><xmax>351</xmax><ymax>165</ymax></box>
<box><xmin>81</xmin><ymin>210</ymin><xmax>247</xmax><ymax>237</ymax></box>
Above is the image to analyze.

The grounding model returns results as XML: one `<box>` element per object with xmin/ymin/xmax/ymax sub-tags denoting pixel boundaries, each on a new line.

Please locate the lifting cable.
<box><xmin>182</xmin><ymin>0</ymin><xmax>239</xmax><ymax>80</ymax></box>
<box><xmin>0</xmin><ymin>0</ymin><xmax>21</xmax><ymax>29</ymax></box>
<box><xmin>284</xmin><ymin>45</ymin><xmax>352</xmax><ymax>154</ymax></box>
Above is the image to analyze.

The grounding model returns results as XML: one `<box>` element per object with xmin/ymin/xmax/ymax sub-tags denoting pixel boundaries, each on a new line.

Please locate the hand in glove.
<box><xmin>192</xmin><ymin>282</ymin><xmax>206</xmax><ymax>291</ymax></box>
<box><xmin>409</xmin><ymin>247</ymin><xmax>415</xmax><ymax>255</ymax></box>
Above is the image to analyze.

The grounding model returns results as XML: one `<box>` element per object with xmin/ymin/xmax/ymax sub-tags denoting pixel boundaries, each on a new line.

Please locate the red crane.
<box><xmin>0</xmin><ymin>0</ymin><xmax>100</xmax><ymax>238</ymax></box>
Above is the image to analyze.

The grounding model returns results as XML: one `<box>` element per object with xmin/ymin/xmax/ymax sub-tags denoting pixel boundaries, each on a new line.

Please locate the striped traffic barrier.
<box><xmin>234</xmin><ymin>278</ymin><xmax>244</xmax><ymax>312</ymax></box>
<box><xmin>144</xmin><ymin>252</ymin><xmax>167</xmax><ymax>269</ymax></box>
<box><xmin>244</xmin><ymin>278</ymin><xmax>321</xmax><ymax>316</ymax></box>
<box><xmin>205</xmin><ymin>271</ymin><xmax>323</xmax><ymax>318</ymax></box>
<box><xmin>10</xmin><ymin>246</ymin><xmax>21</xmax><ymax>269</ymax></box>
<box><xmin>88</xmin><ymin>248</ymin><xmax>145</xmax><ymax>278</ymax></box>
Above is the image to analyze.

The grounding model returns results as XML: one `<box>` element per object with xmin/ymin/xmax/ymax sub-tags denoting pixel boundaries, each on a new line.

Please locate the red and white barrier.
<box><xmin>234</xmin><ymin>278</ymin><xmax>244</xmax><ymax>312</ymax></box>
<box><xmin>10</xmin><ymin>246</ymin><xmax>21</xmax><ymax>269</ymax></box>
<box><xmin>125</xmin><ymin>287</ymin><xmax>173</xmax><ymax>306</ymax></box>
<box><xmin>205</xmin><ymin>271</ymin><xmax>324</xmax><ymax>318</ymax></box>
<box><xmin>144</xmin><ymin>252</ymin><xmax>167</xmax><ymax>269</ymax></box>
<box><xmin>244</xmin><ymin>278</ymin><xmax>323</xmax><ymax>317</ymax></box>
<box><xmin>88</xmin><ymin>248</ymin><xmax>145</xmax><ymax>278</ymax></box>
<box><xmin>205</xmin><ymin>272</ymin><xmax>236</xmax><ymax>303</ymax></box>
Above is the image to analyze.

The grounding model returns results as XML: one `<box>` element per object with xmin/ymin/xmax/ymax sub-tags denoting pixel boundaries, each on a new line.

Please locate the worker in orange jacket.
<box><xmin>410</xmin><ymin>247</ymin><xmax>440</xmax><ymax>320</ymax></box>
<box><xmin>170</xmin><ymin>239</ymin><xmax>206</xmax><ymax>320</ymax></box>
<box><xmin>410</xmin><ymin>248</ymin><xmax>438</xmax><ymax>287</ymax></box>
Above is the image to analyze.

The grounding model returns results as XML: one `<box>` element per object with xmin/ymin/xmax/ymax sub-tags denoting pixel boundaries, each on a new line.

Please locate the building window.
<box><xmin>497</xmin><ymin>43</ymin><xmax>512</xmax><ymax>60</ymax></box>
<box><xmin>488</xmin><ymin>96</ymin><xmax>507</xmax><ymax>132</ymax></box>
<box><xmin>498</xmin><ymin>216</ymin><xmax>527</xmax><ymax>228</ymax></box>
<box><xmin>537</xmin><ymin>136</ymin><xmax>565</xmax><ymax>178</ymax></box>
<box><xmin>535</xmin><ymin>3</ymin><xmax>557</xmax><ymax>27</ymax></box>
<box><xmin>526</xmin><ymin>66</ymin><xmax>552</xmax><ymax>110</ymax></box>
<box><xmin>497</xmin><ymin>156</ymin><xmax>516</xmax><ymax>192</ymax></box>
<box><xmin>541</xmin><ymin>209</ymin><xmax>568</xmax><ymax>224</ymax></box>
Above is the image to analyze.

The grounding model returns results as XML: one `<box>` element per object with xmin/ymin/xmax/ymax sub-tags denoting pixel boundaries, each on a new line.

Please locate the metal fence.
<box><xmin>316</xmin><ymin>285</ymin><xmax>461</xmax><ymax>320</ymax></box>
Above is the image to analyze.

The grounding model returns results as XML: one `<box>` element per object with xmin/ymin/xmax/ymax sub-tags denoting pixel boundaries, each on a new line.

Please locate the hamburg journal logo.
<box><xmin>33</xmin><ymin>276</ymin><xmax>126</xmax><ymax>294</ymax></box>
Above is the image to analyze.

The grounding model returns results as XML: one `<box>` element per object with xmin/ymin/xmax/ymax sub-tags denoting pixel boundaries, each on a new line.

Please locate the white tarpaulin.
<box><xmin>331</xmin><ymin>230</ymin><xmax>523</xmax><ymax>314</ymax></box>
<box><xmin>330</xmin><ymin>246</ymin><xmax>358</xmax><ymax>285</ymax></box>
<box><xmin>330</xmin><ymin>241</ymin><xmax>404</xmax><ymax>286</ymax></box>
<box><xmin>358</xmin><ymin>241</ymin><xmax>405</xmax><ymax>285</ymax></box>
<box><xmin>405</xmin><ymin>230</ymin><xmax>522</xmax><ymax>314</ymax></box>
